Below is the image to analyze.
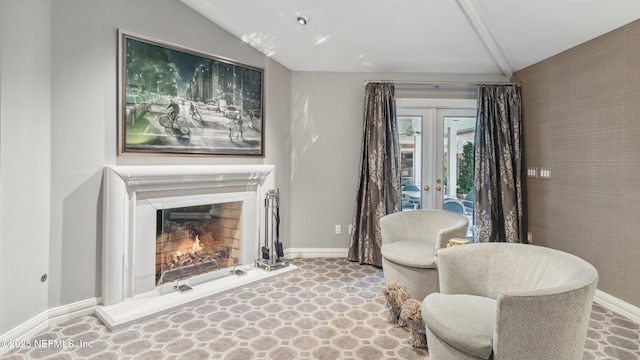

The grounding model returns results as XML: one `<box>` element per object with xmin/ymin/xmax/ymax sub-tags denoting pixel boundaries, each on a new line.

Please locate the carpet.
<box><xmin>2</xmin><ymin>257</ymin><xmax>639</xmax><ymax>359</ymax></box>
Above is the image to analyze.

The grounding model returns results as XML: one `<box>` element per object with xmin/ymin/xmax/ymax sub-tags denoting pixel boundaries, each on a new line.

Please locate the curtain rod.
<box><xmin>362</xmin><ymin>80</ymin><xmax>521</xmax><ymax>87</ymax></box>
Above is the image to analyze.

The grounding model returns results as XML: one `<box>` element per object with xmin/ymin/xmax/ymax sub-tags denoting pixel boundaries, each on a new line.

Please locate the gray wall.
<box><xmin>0</xmin><ymin>0</ymin><xmax>292</xmax><ymax>335</ymax></box>
<box><xmin>0</xmin><ymin>0</ymin><xmax>52</xmax><ymax>334</ymax></box>
<box><xmin>264</xmin><ymin>57</ymin><xmax>293</xmax><ymax>252</ymax></box>
<box><xmin>289</xmin><ymin>72</ymin><xmax>506</xmax><ymax>251</ymax></box>
<box><xmin>289</xmin><ymin>72</ymin><xmax>365</xmax><ymax>250</ymax></box>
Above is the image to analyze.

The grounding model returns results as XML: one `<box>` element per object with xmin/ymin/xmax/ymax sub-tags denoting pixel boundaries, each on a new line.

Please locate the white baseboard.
<box><xmin>594</xmin><ymin>290</ymin><xmax>640</xmax><ymax>325</ymax></box>
<box><xmin>48</xmin><ymin>297</ymin><xmax>102</xmax><ymax>326</ymax></box>
<box><xmin>284</xmin><ymin>248</ymin><xmax>348</xmax><ymax>259</ymax></box>
<box><xmin>0</xmin><ymin>297</ymin><xmax>100</xmax><ymax>357</ymax></box>
<box><xmin>0</xmin><ymin>312</ymin><xmax>49</xmax><ymax>357</ymax></box>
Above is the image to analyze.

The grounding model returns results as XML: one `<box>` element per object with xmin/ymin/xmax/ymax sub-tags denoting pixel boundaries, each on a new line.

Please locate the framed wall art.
<box><xmin>118</xmin><ymin>30</ymin><xmax>264</xmax><ymax>156</ymax></box>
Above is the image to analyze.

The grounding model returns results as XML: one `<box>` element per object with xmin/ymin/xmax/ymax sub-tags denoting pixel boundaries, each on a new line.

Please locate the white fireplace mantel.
<box><xmin>101</xmin><ymin>164</ymin><xmax>276</xmax><ymax>308</ymax></box>
<box><xmin>106</xmin><ymin>164</ymin><xmax>275</xmax><ymax>193</ymax></box>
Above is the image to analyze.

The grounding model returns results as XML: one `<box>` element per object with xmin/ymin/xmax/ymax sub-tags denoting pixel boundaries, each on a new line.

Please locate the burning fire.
<box><xmin>174</xmin><ymin>236</ymin><xmax>204</xmax><ymax>260</ymax></box>
<box><xmin>192</xmin><ymin>235</ymin><xmax>203</xmax><ymax>252</ymax></box>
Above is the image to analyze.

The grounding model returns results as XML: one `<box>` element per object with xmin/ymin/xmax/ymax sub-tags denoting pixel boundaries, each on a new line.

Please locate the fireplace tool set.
<box><xmin>255</xmin><ymin>188</ymin><xmax>289</xmax><ymax>271</ymax></box>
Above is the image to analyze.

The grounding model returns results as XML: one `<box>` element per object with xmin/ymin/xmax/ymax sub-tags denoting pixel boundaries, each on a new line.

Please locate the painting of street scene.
<box><xmin>119</xmin><ymin>31</ymin><xmax>263</xmax><ymax>156</ymax></box>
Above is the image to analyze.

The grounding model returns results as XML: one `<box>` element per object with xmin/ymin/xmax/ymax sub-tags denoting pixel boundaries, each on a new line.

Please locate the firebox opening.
<box><xmin>155</xmin><ymin>201</ymin><xmax>243</xmax><ymax>289</ymax></box>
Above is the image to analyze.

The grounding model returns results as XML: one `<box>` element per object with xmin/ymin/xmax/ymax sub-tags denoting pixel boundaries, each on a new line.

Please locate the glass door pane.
<box><xmin>398</xmin><ymin>116</ymin><xmax>422</xmax><ymax>211</ymax></box>
<box><xmin>397</xmin><ymin>108</ymin><xmax>439</xmax><ymax>211</ymax></box>
<box><xmin>441</xmin><ymin>112</ymin><xmax>476</xmax><ymax>237</ymax></box>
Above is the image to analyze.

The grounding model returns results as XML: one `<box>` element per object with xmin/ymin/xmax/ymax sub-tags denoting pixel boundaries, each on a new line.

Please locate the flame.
<box><xmin>192</xmin><ymin>236</ymin><xmax>202</xmax><ymax>252</ymax></box>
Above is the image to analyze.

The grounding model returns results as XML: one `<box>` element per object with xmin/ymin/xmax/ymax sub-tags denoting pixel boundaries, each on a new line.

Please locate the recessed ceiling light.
<box><xmin>297</xmin><ymin>15</ymin><xmax>309</xmax><ymax>26</ymax></box>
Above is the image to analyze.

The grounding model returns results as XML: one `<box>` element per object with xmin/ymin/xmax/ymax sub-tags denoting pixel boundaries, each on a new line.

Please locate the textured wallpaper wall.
<box><xmin>512</xmin><ymin>19</ymin><xmax>640</xmax><ymax>307</ymax></box>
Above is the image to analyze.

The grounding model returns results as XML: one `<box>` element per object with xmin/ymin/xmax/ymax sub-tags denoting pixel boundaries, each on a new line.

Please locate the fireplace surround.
<box><xmin>95</xmin><ymin>164</ymin><xmax>294</xmax><ymax>329</ymax></box>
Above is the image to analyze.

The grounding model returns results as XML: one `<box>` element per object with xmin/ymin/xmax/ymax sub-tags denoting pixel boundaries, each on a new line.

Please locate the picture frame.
<box><xmin>118</xmin><ymin>30</ymin><xmax>264</xmax><ymax>156</ymax></box>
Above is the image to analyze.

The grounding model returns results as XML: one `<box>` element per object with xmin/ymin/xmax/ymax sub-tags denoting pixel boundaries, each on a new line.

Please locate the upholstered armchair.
<box><xmin>422</xmin><ymin>243</ymin><xmax>598</xmax><ymax>360</ymax></box>
<box><xmin>380</xmin><ymin>209</ymin><xmax>469</xmax><ymax>301</ymax></box>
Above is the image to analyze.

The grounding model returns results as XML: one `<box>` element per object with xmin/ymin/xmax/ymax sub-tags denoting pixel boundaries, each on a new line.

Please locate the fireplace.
<box><xmin>96</xmin><ymin>164</ymin><xmax>294</xmax><ymax>329</ymax></box>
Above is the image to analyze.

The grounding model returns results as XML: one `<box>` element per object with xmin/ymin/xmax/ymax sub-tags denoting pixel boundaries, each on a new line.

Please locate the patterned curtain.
<box><xmin>474</xmin><ymin>85</ymin><xmax>525</xmax><ymax>243</ymax></box>
<box><xmin>348</xmin><ymin>83</ymin><xmax>401</xmax><ymax>266</ymax></box>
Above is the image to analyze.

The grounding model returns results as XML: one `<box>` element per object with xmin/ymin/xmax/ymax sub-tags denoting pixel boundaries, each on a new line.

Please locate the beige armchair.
<box><xmin>380</xmin><ymin>209</ymin><xmax>469</xmax><ymax>301</ymax></box>
<box><xmin>422</xmin><ymin>243</ymin><xmax>598</xmax><ymax>360</ymax></box>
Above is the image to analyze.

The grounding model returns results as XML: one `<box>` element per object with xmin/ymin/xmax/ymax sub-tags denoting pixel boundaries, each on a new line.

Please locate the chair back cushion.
<box><xmin>380</xmin><ymin>209</ymin><xmax>468</xmax><ymax>249</ymax></box>
<box><xmin>437</xmin><ymin>243</ymin><xmax>598</xmax><ymax>299</ymax></box>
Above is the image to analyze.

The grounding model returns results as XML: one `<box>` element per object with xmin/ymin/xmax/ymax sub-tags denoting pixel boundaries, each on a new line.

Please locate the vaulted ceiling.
<box><xmin>181</xmin><ymin>0</ymin><xmax>640</xmax><ymax>77</ymax></box>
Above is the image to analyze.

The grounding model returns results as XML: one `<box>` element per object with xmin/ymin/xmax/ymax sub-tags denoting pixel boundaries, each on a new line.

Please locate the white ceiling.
<box><xmin>181</xmin><ymin>0</ymin><xmax>640</xmax><ymax>77</ymax></box>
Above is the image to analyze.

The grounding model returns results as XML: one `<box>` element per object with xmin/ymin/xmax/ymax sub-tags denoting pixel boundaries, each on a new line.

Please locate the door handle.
<box><xmin>436</xmin><ymin>185</ymin><xmax>442</xmax><ymax>191</ymax></box>
<box><xmin>424</xmin><ymin>185</ymin><xmax>430</xmax><ymax>191</ymax></box>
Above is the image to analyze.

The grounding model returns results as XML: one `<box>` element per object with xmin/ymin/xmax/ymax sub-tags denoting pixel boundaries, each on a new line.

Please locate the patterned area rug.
<box><xmin>2</xmin><ymin>258</ymin><xmax>639</xmax><ymax>359</ymax></box>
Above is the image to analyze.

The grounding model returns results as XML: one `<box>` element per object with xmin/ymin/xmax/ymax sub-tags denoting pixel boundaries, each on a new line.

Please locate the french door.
<box><xmin>397</xmin><ymin>99</ymin><xmax>476</xmax><ymax>234</ymax></box>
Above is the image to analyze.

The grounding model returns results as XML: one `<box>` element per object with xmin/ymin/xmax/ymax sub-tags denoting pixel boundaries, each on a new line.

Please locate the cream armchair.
<box><xmin>380</xmin><ymin>209</ymin><xmax>469</xmax><ymax>301</ymax></box>
<box><xmin>422</xmin><ymin>243</ymin><xmax>598</xmax><ymax>360</ymax></box>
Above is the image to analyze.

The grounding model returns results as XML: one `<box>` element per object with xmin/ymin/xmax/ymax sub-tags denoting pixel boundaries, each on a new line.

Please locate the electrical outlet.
<box><xmin>335</xmin><ymin>225</ymin><xmax>342</xmax><ymax>235</ymax></box>
<box><xmin>348</xmin><ymin>224</ymin><xmax>353</xmax><ymax>235</ymax></box>
<box><xmin>527</xmin><ymin>232</ymin><xmax>533</xmax><ymax>244</ymax></box>
<box><xmin>539</xmin><ymin>168</ymin><xmax>551</xmax><ymax>179</ymax></box>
